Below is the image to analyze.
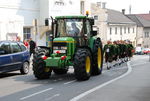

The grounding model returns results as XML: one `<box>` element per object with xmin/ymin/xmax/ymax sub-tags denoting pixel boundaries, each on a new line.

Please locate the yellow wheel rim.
<box><xmin>86</xmin><ymin>56</ymin><xmax>91</xmax><ymax>73</ymax></box>
<box><xmin>44</xmin><ymin>67</ymin><xmax>50</xmax><ymax>72</ymax></box>
<box><xmin>98</xmin><ymin>47</ymin><xmax>102</xmax><ymax>69</ymax></box>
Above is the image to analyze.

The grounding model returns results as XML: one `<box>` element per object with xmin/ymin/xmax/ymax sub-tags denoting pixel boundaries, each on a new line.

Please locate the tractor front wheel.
<box><xmin>33</xmin><ymin>49</ymin><xmax>51</xmax><ymax>79</ymax></box>
<box><xmin>74</xmin><ymin>49</ymin><xmax>92</xmax><ymax>81</ymax></box>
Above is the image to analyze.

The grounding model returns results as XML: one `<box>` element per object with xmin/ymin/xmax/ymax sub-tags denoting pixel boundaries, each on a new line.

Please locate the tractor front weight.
<box><xmin>44</xmin><ymin>54</ymin><xmax>72</xmax><ymax>69</ymax></box>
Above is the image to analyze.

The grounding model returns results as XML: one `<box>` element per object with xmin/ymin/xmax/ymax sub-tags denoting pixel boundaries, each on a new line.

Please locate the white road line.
<box><xmin>45</xmin><ymin>94</ymin><xmax>60</xmax><ymax>101</ymax></box>
<box><xmin>58</xmin><ymin>78</ymin><xmax>63</xmax><ymax>80</ymax></box>
<box><xmin>70</xmin><ymin>62</ymin><xmax>132</xmax><ymax>101</ymax></box>
<box><xmin>131</xmin><ymin>62</ymin><xmax>149</xmax><ymax>67</ymax></box>
<box><xmin>64</xmin><ymin>80</ymin><xmax>76</xmax><ymax>85</ymax></box>
<box><xmin>20</xmin><ymin>88</ymin><xmax>53</xmax><ymax>100</ymax></box>
<box><xmin>53</xmin><ymin>80</ymin><xmax>58</xmax><ymax>82</ymax></box>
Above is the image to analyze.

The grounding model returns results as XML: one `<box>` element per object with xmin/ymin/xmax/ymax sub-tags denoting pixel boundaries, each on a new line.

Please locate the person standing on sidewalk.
<box><xmin>29</xmin><ymin>38</ymin><xmax>36</xmax><ymax>56</ymax></box>
<box><xmin>23</xmin><ymin>39</ymin><xmax>29</xmax><ymax>48</ymax></box>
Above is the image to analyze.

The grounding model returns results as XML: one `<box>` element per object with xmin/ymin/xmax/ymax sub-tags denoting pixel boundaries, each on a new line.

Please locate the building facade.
<box><xmin>0</xmin><ymin>0</ymin><xmax>91</xmax><ymax>46</ymax></box>
<box><xmin>0</xmin><ymin>0</ymin><xmax>39</xmax><ymax>41</ymax></box>
<box><xmin>127</xmin><ymin>14</ymin><xmax>150</xmax><ymax>48</ymax></box>
<box><xmin>91</xmin><ymin>3</ymin><xmax>136</xmax><ymax>45</ymax></box>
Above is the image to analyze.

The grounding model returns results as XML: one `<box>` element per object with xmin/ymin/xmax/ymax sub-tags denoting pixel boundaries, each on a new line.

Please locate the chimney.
<box><xmin>122</xmin><ymin>9</ymin><xmax>125</xmax><ymax>14</ymax></box>
<box><xmin>102</xmin><ymin>2</ymin><xmax>106</xmax><ymax>9</ymax></box>
<box><xmin>96</xmin><ymin>2</ymin><xmax>101</xmax><ymax>8</ymax></box>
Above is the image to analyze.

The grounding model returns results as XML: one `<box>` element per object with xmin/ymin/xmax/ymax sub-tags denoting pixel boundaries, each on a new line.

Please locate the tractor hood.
<box><xmin>53</xmin><ymin>37</ymin><xmax>76</xmax><ymax>43</ymax></box>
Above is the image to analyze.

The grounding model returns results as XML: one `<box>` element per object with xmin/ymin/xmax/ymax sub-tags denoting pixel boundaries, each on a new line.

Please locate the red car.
<box><xmin>142</xmin><ymin>48</ymin><xmax>150</xmax><ymax>54</ymax></box>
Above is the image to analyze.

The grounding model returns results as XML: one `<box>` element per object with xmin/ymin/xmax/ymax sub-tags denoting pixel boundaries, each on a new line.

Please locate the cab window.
<box><xmin>85</xmin><ymin>20</ymin><xmax>92</xmax><ymax>38</ymax></box>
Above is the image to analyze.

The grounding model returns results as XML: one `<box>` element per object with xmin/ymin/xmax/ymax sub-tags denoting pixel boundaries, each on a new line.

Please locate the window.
<box><xmin>80</xmin><ymin>1</ymin><xmax>84</xmax><ymax>15</ymax></box>
<box><xmin>145</xmin><ymin>32</ymin><xmax>149</xmax><ymax>38</ymax></box>
<box><xmin>86</xmin><ymin>20</ymin><xmax>92</xmax><ymax>37</ymax></box>
<box><xmin>124</xmin><ymin>27</ymin><xmax>126</xmax><ymax>34</ymax></box>
<box><xmin>110</xmin><ymin>28</ymin><xmax>112</xmax><ymax>35</ymax></box>
<box><xmin>0</xmin><ymin>42</ymin><xmax>11</xmax><ymax>55</ymax></box>
<box><xmin>11</xmin><ymin>43</ymin><xmax>22</xmax><ymax>53</ymax></box>
<box><xmin>148</xmin><ymin>32</ymin><xmax>149</xmax><ymax>37</ymax></box>
<box><xmin>128</xmin><ymin>27</ymin><xmax>130</xmax><ymax>33</ymax></box>
<box><xmin>115</xmin><ymin>27</ymin><xmax>117</xmax><ymax>34</ymax></box>
<box><xmin>94</xmin><ymin>15</ymin><xmax>98</xmax><ymax>20</ymax></box>
<box><xmin>133</xmin><ymin>28</ymin><xmax>135</xmax><ymax>33</ymax></box>
<box><xmin>57</xmin><ymin>19</ymin><xmax>83</xmax><ymax>37</ymax></box>
<box><xmin>20</xmin><ymin>44</ymin><xmax>27</xmax><ymax>51</ymax></box>
<box><xmin>23</xmin><ymin>28</ymin><xmax>31</xmax><ymax>40</ymax></box>
<box><xmin>120</xmin><ymin>27</ymin><xmax>122</xmax><ymax>35</ymax></box>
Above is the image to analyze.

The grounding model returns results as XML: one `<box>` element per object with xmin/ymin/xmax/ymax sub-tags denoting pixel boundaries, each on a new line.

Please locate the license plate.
<box><xmin>53</xmin><ymin>50</ymin><xmax>66</xmax><ymax>53</ymax></box>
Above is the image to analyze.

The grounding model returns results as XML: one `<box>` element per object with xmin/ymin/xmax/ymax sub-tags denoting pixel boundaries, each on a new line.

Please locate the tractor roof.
<box><xmin>55</xmin><ymin>16</ymin><xmax>87</xmax><ymax>19</ymax></box>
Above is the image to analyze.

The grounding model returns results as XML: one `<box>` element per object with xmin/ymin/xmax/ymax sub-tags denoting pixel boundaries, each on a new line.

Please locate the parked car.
<box><xmin>0</xmin><ymin>41</ymin><xmax>30</xmax><ymax>74</ymax></box>
<box><xmin>142</xmin><ymin>48</ymin><xmax>150</xmax><ymax>54</ymax></box>
<box><xmin>135</xmin><ymin>47</ymin><xmax>143</xmax><ymax>55</ymax></box>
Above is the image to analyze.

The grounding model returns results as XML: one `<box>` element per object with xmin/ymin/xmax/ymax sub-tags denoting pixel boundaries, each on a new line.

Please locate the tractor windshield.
<box><xmin>57</xmin><ymin>19</ymin><xmax>83</xmax><ymax>37</ymax></box>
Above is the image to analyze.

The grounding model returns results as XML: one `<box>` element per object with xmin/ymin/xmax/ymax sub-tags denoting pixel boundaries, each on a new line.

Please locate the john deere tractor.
<box><xmin>33</xmin><ymin>15</ymin><xmax>103</xmax><ymax>81</ymax></box>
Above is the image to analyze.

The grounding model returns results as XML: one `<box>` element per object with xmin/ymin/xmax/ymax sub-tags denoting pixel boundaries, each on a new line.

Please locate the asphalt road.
<box><xmin>0</xmin><ymin>55</ymin><xmax>149</xmax><ymax>101</ymax></box>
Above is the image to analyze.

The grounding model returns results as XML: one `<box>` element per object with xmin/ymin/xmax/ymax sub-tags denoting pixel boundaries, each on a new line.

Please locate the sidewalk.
<box><xmin>79</xmin><ymin>61</ymin><xmax>150</xmax><ymax>101</ymax></box>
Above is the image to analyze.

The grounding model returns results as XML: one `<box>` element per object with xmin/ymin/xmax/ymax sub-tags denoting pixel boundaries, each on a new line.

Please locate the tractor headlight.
<box><xmin>61</xmin><ymin>47</ymin><xmax>67</xmax><ymax>50</ymax></box>
<box><xmin>53</xmin><ymin>47</ymin><xmax>59</xmax><ymax>50</ymax></box>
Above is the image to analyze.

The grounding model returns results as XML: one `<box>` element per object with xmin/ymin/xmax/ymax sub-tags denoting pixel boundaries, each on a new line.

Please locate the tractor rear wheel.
<box><xmin>53</xmin><ymin>69</ymin><xmax>68</xmax><ymax>75</ymax></box>
<box><xmin>74</xmin><ymin>49</ymin><xmax>92</xmax><ymax>81</ymax></box>
<box><xmin>33</xmin><ymin>49</ymin><xmax>51</xmax><ymax>79</ymax></box>
<box><xmin>92</xmin><ymin>39</ymin><xmax>103</xmax><ymax>75</ymax></box>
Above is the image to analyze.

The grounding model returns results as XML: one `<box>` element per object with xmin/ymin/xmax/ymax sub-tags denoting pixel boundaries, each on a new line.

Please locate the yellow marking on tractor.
<box><xmin>85</xmin><ymin>56</ymin><xmax>91</xmax><ymax>73</ymax></box>
<box><xmin>98</xmin><ymin>47</ymin><xmax>102</xmax><ymax>69</ymax></box>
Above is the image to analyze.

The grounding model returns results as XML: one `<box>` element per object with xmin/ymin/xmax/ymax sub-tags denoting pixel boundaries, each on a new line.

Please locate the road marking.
<box><xmin>45</xmin><ymin>94</ymin><xmax>60</xmax><ymax>101</ymax></box>
<box><xmin>70</xmin><ymin>62</ymin><xmax>132</xmax><ymax>101</ymax></box>
<box><xmin>64</xmin><ymin>80</ymin><xmax>76</xmax><ymax>85</ymax></box>
<box><xmin>58</xmin><ymin>78</ymin><xmax>63</xmax><ymax>80</ymax></box>
<box><xmin>20</xmin><ymin>88</ymin><xmax>53</xmax><ymax>100</ymax></box>
<box><xmin>131</xmin><ymin>62</ymin><xmax>149</xmax><ymax>67</ymax></box>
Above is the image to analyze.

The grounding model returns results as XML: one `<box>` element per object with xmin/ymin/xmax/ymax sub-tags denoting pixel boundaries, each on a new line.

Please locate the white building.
<box><xmin>0</xmin><ymin>0</ymin><xmax>39</xmax><ymax>41</ymax></box>
<box><xmin>0</xmin><ymin>0</ymin><xmax>91</xmax><ymax>46</ymax></box>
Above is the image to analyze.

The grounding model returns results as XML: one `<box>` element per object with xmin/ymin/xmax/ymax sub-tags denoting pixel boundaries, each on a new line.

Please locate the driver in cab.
<box><xmin>69</xmin><ymin>23</ymin><xmax>80</xmax><ymax>36</ymax></box>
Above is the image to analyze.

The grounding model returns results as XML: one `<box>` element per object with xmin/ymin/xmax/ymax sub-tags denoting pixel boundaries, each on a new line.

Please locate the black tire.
<box><xmin>20</xmin><ymin>62</ymin><xmax>29</xmax><ymax>74</ymax></box>
<box><xmin>92</xmin><ymin>39</ymin><xmax>103</xmax><ymax>75</ymax></box>
<box><xmin>53</xmin><ymin>69</ymin><xmax>68</xmax><ymax>75</ymax></box>
<box><xmin>33</xmin><ymin>49</ymin><xmax>51</xmax><ymax>79</ymax></box>
<box><xmin>74</xmin><ymin>49</ymin><xmax>92</xmax><ymax>81</ymax></box>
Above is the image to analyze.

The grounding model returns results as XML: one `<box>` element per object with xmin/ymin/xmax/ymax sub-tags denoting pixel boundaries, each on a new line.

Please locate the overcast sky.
<box><xmin>91</xmin><ymin>0</ymin><xmax>150</xmax><ymax>14</ymax></box>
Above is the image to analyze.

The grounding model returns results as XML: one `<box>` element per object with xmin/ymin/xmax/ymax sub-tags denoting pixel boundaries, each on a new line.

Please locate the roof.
<box><xmin>107</xmin><ymin>9</ymin><xmax>135</xmax><ymax>24</ymax></box>
<box><xmin>126</xmin><ymin>15</ymin><xmax>143</xmax><ymax>27</ymax></box>
<box><xmin>55</xmin><ymin>16</ymin><xmax>87</xmax><ymax>19</ymax></box>
<box><xmin>126</xmin><ymin>14</ymin><xmax>150</xmax><ymax>27</ymax></box>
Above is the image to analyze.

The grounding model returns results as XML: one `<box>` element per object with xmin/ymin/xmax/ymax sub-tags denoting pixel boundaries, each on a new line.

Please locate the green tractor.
<box><xmin>33</xmin><ymin>15</ymin><xmax>103</xmax><ymax>81</ymax></box>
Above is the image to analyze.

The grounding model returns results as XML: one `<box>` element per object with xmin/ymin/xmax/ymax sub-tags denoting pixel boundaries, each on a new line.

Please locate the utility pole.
<box><xmin>129</xmin><ymin>5</ymin><xmax>132</xmax><ymax>14</ymax></box>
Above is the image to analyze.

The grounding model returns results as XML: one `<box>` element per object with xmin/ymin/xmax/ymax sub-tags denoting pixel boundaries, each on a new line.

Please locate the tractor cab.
<box><xmin>52</xmin><ymin>16</ymin><xmax>97</xmax><ymax>47</ymax></box>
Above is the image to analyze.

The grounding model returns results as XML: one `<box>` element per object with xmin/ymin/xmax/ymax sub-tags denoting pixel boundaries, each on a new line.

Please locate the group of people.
<box><xmin>104</xmin><ymin>40</ymin><xmax>134</xmax><ymax>69</ymax></box>
<box><xmin>23</xmin><ymin>38</ymin><xmax>36</xmax><ymax>56</ymax></box>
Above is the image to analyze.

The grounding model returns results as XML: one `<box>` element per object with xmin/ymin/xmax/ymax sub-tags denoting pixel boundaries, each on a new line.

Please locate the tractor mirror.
<box><xmin>91</xmin><ymin>31</ymin><xmax>97</xmax><ymax>36</ymax></box>
<box><xmin>90</xmin><ymin>19</ymin><xmax>95</xmax><ymax>25</ymax></box>
<box><xmin>45</xmin><ymin>18</ymin><xmax>49</xmax><ymax>26</ymax></box>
